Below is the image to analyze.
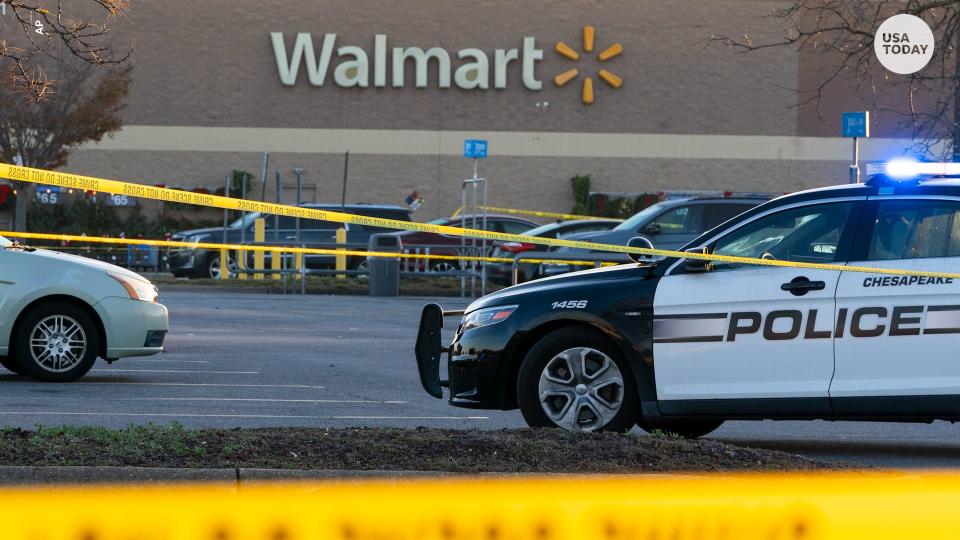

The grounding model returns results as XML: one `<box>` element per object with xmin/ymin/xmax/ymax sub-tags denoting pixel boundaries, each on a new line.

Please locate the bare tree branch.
<box><xmin>0</xmin><ymin>53</ymin><xmax>131</xmax><ymax>230</ymax></box>
<box><xmin>706</xmin><ymin>0</ymin><xmax>960</xmax><ymax>159</ymax></box>
<box><xmin>0</xmin><ymin>0</ymin><xmax>130</xmax><ymax>99</ymax></box>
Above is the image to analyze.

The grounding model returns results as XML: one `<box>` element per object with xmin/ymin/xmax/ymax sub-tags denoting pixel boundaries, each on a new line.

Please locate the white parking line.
<box><xmin>120</xmin><ymin>359</ymin><xmax>210</xmax><ymax>364</ymax></box>
<box><xmin>0</xmin><ymin>411</ymin><xmax>488</xmax><ymax>420</ymax></box>
<box><xmin>91</xmin><ymin>369</ymin><xmax>259</xmax><ymax>374</ymax></box>
<box><xmin>116</xmin><ymin>397</ymin><xmax>407</xmax><ymax>404</ymax></box>
<box><xmin>74</xmin><ymin>382</ymin><xmax>326</xmax><ymax>389</ymax></box>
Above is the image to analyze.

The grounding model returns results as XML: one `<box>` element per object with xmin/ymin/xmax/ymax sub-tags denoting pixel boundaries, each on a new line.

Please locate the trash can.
<box><xmin>368</xmin><ymin>233</ymin><xmax>402</xmax><ymax>297</ymax></box>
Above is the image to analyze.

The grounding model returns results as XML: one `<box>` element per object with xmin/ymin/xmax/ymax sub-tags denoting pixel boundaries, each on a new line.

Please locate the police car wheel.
<box><xmin>636</xmin><ymin>419</ymin><xmax>724</xmax><ymax>439</ymax></box>
<box><xmin>517</xmin><ymin>327</ymin><xmax>639</xmax><ymax>432</ymax></box>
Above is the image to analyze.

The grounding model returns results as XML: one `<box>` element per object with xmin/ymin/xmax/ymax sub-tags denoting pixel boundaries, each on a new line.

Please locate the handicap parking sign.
<box><xmin>464</xmin><ymin>139</ymin><xmax>488</xmax><ymax>159</ymax></box>
<box><xmin>841</xmin><ymin>111</ymin><xmax>870</xmax><ymax>138</ymax></box>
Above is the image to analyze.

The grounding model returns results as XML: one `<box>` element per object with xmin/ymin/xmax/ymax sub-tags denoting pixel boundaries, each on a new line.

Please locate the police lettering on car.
<box><xmin>415</xmin><ymin>160</ymin><xmax>960</xmax><ymax>437</ymax></box>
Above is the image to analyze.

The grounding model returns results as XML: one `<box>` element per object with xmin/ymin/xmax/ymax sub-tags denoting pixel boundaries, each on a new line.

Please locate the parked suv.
<box><xmin>544</xmin><ymin>198</ymin><xmax>766</xmax><ymax>277</ymax></box>
<box><xmin>168</xmin><ymin>204</ymin><xmax>412</xmax><ymax>278</ymax></box>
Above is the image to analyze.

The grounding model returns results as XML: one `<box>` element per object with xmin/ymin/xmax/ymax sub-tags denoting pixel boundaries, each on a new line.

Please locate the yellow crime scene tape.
<box><xmin>451</xmin><ymin>204</ymin><xmax>623</xmax><ymax>221</ymax></box>
<box><xmin>3</xmin><ymin>163</ymin><xmax>960</xmax><ymax>280</ymax></box>
<box><xmin>0</xmin><ymin>231</ymin><xmax>605</xmax><ymax>268</ymax></box>
<box><xmin>2</xmin><ymin>472</ymin><xmax>960</xmax><ymax>539</ymax></box>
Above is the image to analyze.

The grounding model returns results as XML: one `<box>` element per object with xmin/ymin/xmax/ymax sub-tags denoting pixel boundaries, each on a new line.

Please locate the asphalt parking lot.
<box><xmin>1</xmin><ymin>290</ymin><xmax>960</xmax><ymax>468</ymax></box>
<box><xmin>0</xmin><ymin>292</ymin><xmax>491</xmax><ymax>430</ymax></box>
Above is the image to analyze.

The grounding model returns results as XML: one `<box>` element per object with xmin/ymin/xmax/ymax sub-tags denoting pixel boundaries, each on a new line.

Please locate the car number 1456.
<box><xmin>552</xmin><ymin>300</ymin><xmax>588</xmax><ymax>309</ymax></box>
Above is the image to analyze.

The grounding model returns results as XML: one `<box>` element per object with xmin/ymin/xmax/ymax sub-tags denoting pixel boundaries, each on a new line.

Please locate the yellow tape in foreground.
<box><xmin>4</xmin><ymin>163</ymin><xmax>960</xmax><ymax>279</ymax></box>
<box><xmin>1</xmin><ymin>472</ymin><xmax>960</xmax><ymax>538</ymax></box>
<box><xmin>451</xmin><ymin>204</ymin><xmax>623</xmax><ymax>222</ymax></box>
<box><xmin>0</xmin><ymin>231</ymin><xmax>605</xmax><ymax>268</ymax></box>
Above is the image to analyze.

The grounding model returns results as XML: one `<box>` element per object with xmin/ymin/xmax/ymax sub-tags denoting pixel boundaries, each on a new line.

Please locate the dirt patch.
<box><xmin>0</xmin><ymin>425</ymin><xmax>838</xmax><ymax>472</ymax></box>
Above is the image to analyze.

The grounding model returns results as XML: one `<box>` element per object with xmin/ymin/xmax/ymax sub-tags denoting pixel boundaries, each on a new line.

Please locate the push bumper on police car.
<box><xmin>416</xmin><ymin>302</ymin><xmax>522</xmax><ymax>410</ymax></box>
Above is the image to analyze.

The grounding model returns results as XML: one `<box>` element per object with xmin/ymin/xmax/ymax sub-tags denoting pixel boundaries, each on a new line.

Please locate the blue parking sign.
<box><xmin>841</xmin><ymin>111</ymin><xmax>870</xmax><ymax>138</ymax></box>
<box><xmin>464</xmin><ymin>139</ymin><xmax>488</xmax><ymax>159</ymax></box>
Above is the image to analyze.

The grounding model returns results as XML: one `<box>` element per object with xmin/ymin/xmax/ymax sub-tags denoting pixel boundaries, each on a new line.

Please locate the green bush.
<box><xmin>571</xmin><ymin>174</ymin><xmax>591</xmax><ymax>215</ymax></box>
<box><xmin>588</xmin><ymin>192</ymin><xmax>663</xmax><ymax>219</ymax></box>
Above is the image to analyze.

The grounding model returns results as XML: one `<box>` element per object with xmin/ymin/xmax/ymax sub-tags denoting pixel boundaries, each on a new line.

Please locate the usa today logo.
<box><xmin>875</xmin><ymin>14</ymin><xmax>935</xmax><ymax>75</ymax></box>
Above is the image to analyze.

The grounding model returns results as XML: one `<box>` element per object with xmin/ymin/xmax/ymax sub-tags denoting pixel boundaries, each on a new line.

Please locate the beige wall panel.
<box><xmin>64</xmin><ymin>149</ymin><xmax>853</xmax><ymax>221</ymax></box>
<box><xmin>118</xmin><ymin>0</ymin><xmax>798</xmax><ymax>135</ymax></box>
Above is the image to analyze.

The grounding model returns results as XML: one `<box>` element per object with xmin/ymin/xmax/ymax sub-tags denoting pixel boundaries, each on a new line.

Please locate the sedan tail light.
<box><xmin>499</xmin><ymin>242</ymin><xmax>536</xmax><ymax>253</ymax></box>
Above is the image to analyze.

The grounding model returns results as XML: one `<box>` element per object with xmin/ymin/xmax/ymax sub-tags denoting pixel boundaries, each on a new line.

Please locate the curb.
<box><xmin>0</xmin><ymin>466</ymin><xmax>461</xmax><ymax>485</ymax></box>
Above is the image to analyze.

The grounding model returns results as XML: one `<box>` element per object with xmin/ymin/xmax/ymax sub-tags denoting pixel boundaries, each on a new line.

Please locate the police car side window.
<box><xmin>868</xmin><ymin>200</ymin><xmax>960</xmax><ymax>261</ymax></box>
<box><xmin>709</xmin><ymin>202</ymin><xmax>854</xmax><ymax>271</ymax></box>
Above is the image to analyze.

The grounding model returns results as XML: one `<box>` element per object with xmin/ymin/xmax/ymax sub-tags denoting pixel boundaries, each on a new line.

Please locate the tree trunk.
<box><xmin>12</xmin><ymin>181</ymin><xmax>29</xmax><ymax>232</ymax></box>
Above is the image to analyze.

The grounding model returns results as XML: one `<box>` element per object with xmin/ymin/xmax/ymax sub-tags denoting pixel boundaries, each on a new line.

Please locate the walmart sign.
<box><xmin>270</xmin><ymin>33</ymin><xmax>544</xmax><ymax>90</ymax></box>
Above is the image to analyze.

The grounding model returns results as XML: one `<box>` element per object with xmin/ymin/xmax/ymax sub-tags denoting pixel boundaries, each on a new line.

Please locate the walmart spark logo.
<box><xmin>553</xmin><ymin>26</ymin><xmax>623</xmax><ymax>104</ymax></box>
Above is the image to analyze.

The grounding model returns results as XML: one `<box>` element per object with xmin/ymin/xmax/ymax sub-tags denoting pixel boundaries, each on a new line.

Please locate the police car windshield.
<box><xmin>0</xmin><ymin>235</ymin><xmax>10</xmax><ymax>248</ymax></box>
<box><xmin>613</xmin><ymin>202</ymin><xmax>672</xmax><ymax>232</ymax></box>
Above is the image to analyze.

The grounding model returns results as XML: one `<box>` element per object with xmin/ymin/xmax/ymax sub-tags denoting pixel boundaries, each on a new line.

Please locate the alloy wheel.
<box><xmin>537</xmin><ymin>347</ymin><xmax>624</xmax><ymax>432</ymax></box>
<box><xmin>209</xmin><ymin>257</ymin><xmax>238</xmax><ymax>279</ymax></box>
<box><xmin>431</xmin><ymin>262</ymin><xmax>457</xmax><ymax>273</ymax></box>
<box><xmin>29</xmin><ymin>315</ymin><xmax>88</xmax><ymax>373</ymax></box>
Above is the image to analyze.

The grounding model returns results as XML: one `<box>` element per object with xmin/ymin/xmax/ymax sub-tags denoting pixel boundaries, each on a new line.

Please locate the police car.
<box><xmin>415</xmin><ymin>161</ymin><xmax>960</xmax><ymax>437</ymax></box>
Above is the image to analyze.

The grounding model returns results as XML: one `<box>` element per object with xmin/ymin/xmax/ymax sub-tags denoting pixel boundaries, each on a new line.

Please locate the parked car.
<box><xmin>168</xmin><ymin>204</ymin><xmax>413</xmax><ymax>278</ymax></box>
<box><xmin>543</xmin><ymin>198</ymin><xmax>767</xmax><ymax>277</ymax></box>
<box><xmin>487</xmin><ymin>219</ymin><xmax>621</xmax><ymax>285</ymax></box>
<box><xmin>0</xmin><ymin>235</ymin><xmax>169</xmax><ymax>382</ymax></box>
<box><xmin>393</xmin><ymin>214</ymin><xmax>539</xmax><ymax>273</ymax></box>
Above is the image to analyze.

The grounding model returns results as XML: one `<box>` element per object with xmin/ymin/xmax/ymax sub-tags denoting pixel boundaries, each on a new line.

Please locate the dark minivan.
<box><xmin>168</xmin><ymin>204</ymin><xmax>412</xmax><ymax>278</ymax></box>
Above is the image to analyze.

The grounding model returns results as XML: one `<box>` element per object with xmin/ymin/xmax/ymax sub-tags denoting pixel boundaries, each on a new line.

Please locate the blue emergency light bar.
<box><xmin>865</xmin><ymin>159</ymin><xmax>960</xmax><ymax>184</ymax></box>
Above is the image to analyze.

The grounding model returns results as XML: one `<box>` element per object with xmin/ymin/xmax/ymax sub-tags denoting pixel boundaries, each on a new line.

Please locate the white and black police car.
<box><xmin>416</xmin><ymin>161</ymin><xmax>960</xmax><ymax>437</ymax></box>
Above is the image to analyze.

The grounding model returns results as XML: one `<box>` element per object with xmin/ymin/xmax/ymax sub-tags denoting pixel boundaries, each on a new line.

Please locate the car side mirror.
<box><xmin>641</xmin><ymin>224</ymin><xmax>662</xmax><ymax>235</ymax></box>
<box><xmin>682</xmin><ymin>246</ymin><xmax>711</xmax><ymax>273</ymax></box>
<box><xmin>627</xmin><ymin>236</ymin><xmax>655</xmax><ymax>264</ymax></box>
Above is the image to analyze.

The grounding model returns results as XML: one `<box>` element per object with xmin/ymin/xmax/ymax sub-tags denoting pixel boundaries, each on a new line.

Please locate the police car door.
<box><xmin>832</xmin><ymin>197</ymin><xmax>960</xmax><ymax>414</ymax></box>
<box><xmin>653</xmin><ymin>199</ymin><xmax>863</xmax><ymax>413</ymax></box>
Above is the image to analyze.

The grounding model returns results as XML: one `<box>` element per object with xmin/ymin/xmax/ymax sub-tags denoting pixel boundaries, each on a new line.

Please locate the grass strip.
<box><xmin>0</xmin><ymin>425</ymin><xmax>836</xmax><ymax>473</ymax></box>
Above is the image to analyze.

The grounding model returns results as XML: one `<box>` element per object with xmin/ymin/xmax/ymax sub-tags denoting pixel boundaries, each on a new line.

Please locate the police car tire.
<box><xmin>636</xmin><ymin>419</ymin><xmax>724</xmax><ymax>439</ymax></box>
<box><xmin>0</xmin><ymin>355</ymin><xmax>22</xmax><ymax>374</ymax></box>
<box><xmin>517</xmin><ymin>327</ymin><xmax>639</xmax><ymax>432</ymax></box>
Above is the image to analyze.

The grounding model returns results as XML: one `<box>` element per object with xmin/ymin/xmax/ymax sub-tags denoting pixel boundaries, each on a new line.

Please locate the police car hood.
<box><xmin>466</xmin><ymin>263</ymin><xmax>648</xmax><ymax>312</ymax></box>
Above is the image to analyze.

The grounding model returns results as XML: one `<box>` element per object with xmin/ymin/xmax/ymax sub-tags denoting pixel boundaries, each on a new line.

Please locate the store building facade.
<box><xmin>6</xmin><ymin>0</ymin><xmax>927</xmax><ymax>226</ymax></box>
